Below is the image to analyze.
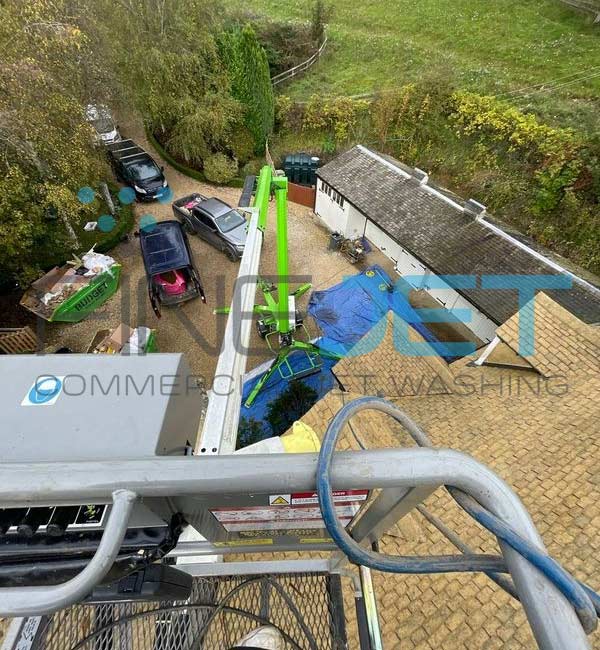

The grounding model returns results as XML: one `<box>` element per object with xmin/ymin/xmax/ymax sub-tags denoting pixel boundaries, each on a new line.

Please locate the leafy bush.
<box><xmin>149</xmin><ymin>128</ymin><xmax>245</xmax><ymax>187</ymax></box>
<box><xmin>275</xmin><ymin>95</ymin><xmax>294</xmax><ymax>129</ymax></box>
<box><xmin>203</xmin><ymin>153</ymin><xmax>239</xmax><ymax>184</ymax></box>
<box><xmin>147</xmin><ymin>130</ymin><xmax>207</xmax><ymax>182</ymax></box>
<box><xmin>255</xmin><ymin>21</ymin><xmax>315</xmax><ymax>75</ymax></box>
<box><xmin>450</xmin><ymin>92</ymin><xmax>584</xmax><ymax>215</ymax></box>
<box><xmin>321</xmin><ymin>134</ymin><xmax>337</xmax><ymax>155</ymax></box>
<box><xmin>265</xmin><ymin>381</ymin><xmax>318</xmax><ymax>437</ymax></box>
<box><xmin>528</xmin><ymin>190</ymin><xmax>600</xmax><ymax>273</ymax></box>
<box><xmin>225</xmin><ymin>12</ymin><xmax>315</xmax><ymax>75</ymax></box>
<box><xmin>241</xmin><ymin>158</ymin><xmax>265</xmax><ymax>177</ymax></box>
<box><xmin>230</xmin><ymin>126</ymin><xmax>256</xmax><ymax>164</ymax></box>
<box><xmin>303</xmin><ymin>94</ymin><xmax>370</xmax><ymax>142</ymax></box>
<box><xmin>164</xmin><ymin>90</ymin><xmax>242</xmax><ymax>167</ymax></box>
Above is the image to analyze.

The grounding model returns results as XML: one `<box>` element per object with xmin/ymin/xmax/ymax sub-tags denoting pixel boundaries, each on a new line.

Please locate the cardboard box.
<box><xmin>108</xmin><ymin>324</ymin><xmax>135</xmax><ymax>350</ymax></box>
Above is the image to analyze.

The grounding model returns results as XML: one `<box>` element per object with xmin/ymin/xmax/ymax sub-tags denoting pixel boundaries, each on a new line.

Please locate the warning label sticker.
<box><xmin>290</xmin><ymin>490</ymin><xmax>368</xmax><ymax>505</ymax></box>
<box><xmin>269</xmin><ymin>494</ymin><xmax>291</xmax><ymax>506</ymax></box>
<box><xmin>210</xmin><ymin>490</ymin><xmax>369</xmax><ymax>533</ymax></box>
<box><xmin>211</xmin><ymin>505</ymin><xmax>360</xmax><ymax>531</ymax></box>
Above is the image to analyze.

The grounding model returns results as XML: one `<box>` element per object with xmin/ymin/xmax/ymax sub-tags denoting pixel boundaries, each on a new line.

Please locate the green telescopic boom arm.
<box><xmin>252</xmin><ymin>166</ymin><xmax>292</xmax><ymax>336</ymax></box>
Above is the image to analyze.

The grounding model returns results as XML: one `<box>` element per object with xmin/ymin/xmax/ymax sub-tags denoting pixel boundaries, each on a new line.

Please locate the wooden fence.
<box><xmin>271</xmin><ymin>36</ymin><xmax>328</xmax><ymax>86</ymax></box>
<box><xmin>0</xmin><ymin>326</ymin><xmax>38</xmax><ymax>354</ymax></box>
<box><xmin>559</xmin><ymin>0</ymin><xmax>600</xmax><ymax>21</ymax></box>
<box><xmin>288</xmin><ymin>181</ymin><xmax>316</xmax><ymax>208</ymax></box>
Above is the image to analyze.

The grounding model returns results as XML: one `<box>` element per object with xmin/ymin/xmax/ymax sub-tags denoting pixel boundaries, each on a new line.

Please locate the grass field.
<box><xmin>234</xmin><ymin>0</ymin><xmax>600</xmax><ymax>130</ymax></box>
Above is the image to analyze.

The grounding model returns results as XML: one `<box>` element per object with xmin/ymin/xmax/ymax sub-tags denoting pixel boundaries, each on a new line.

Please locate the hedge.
<box><xmin>145</xmin><ymin>128</ymin><xmax>246</xmax><ymax>188</ymax></box>
<box><xmin>37</xmin><ymin>191</ymin><xmax>134</xmax><ymax>272</ymax></box>
<box><xmin>94</xmin><ymin>201</ymin><xmax>135</xmax><ymax>254</ymax></box>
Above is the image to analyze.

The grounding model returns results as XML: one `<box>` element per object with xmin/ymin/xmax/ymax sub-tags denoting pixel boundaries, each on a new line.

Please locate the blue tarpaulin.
<box><xmin>240</xmin><ymin>352</ymin><xmax>338</xmax><ymax>435</ymax></box>
<box><xmin>239</xmin><ymin>265</ymin><xmax>448</xmax><ymax>442</ymax></box>
<box><xmin>308</xmin><ymin>265</ymin><xmax>445</xmax><ymax>356</ymax></box>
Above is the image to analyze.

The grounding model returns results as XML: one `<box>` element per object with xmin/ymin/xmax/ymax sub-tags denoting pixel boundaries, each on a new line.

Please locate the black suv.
<box><xmin>107</xmin><ymin>139</ymin><xmax>169</xmax><ymax>202</ymax></box>
<box><xmin>172</xmin><ymin>194</ymin><xmax>247</xmax><ymax>260</ymax></box>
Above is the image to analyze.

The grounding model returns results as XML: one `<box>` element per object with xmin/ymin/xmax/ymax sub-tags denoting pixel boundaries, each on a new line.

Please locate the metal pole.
<box><xmin>359</xmin><ymin>566</ymin><xmax>384</xmax><ymax>650</ymax></box>
<box><xmin>197</xmin><ymin>207</ymin><xmax>262</xmax><ymax>455</ymax></box>
<box><xmin>254</xmin><ymin>166</ymin><xmax>272</xmax><ymax>233</ymax></box>
<box><xmin>273</xmin><ymin>176</ymin><xmax>291</xmax><ymax>336</ymax></box>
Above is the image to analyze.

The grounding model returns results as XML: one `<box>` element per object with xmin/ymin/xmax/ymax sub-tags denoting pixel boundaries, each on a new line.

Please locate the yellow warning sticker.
<box><xmin>269</xmin><ymin>494</ymin><xmax>291</xmax><ymax>505</ymax></box>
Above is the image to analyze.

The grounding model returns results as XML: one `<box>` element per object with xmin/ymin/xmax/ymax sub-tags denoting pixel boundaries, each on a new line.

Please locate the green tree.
<box><xmin>0</xmin><ymin>0</ymin><xmax>108</xmax><ymax>281</ymax></box>
<box><xmin>220</xmin><ymin>26</ymin><xmax>274</xmax><ymax>154</ymax></box>
<box><xmin>265</xmin><ymin>381</ymin><xmax>318</xmax><ymax>437</ymax></box>
<box><xmin>310</xmin><ymin>0</ymin><xmax>332</xmax><ymax>44</ymax></box>
<box><xmin>91</xmin><ymin>0</ymin><xmax>243</xmax><ymax>167</ymax></box>
<box><xmin>236</xmin><ymin>417</ymin><xmax>268</xmax><ymax>449</ymax></box>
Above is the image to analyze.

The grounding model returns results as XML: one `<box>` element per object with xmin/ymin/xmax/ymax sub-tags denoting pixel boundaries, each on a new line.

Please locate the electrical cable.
<box><xmin>513</xmin><ymin>70</ymin><xmax>600</xmax><ymax>103</ymax></box>
<box><xmin>495</xmin><ymin>66</ymin><xmax>600</xmax><ymax>98</ymax></box>
<box><xmin>316</xmin><ymin>395</ymin><xmax>600</xmax><ymax>634</ymax></box>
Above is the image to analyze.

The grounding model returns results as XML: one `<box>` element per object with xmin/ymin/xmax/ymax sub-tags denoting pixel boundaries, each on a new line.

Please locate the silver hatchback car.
<box><xmin>85</xmin><ymin>104</ymin><xmax>121</xmax><ymax>145</ymax></box>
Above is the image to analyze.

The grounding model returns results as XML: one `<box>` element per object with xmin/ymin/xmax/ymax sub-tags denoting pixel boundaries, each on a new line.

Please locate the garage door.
<box><xmin>364</xmin><ymin>222</ymin><xmax>402</xmax><ymax>266</ymax></box>
<box><xmin>424</xmin><ymin>275</ymin><xmax>458</xmax><ymax>308</ymax></box>
<box><xmin>395</xmin><ymin>249</ymin><xmax>427</xmax><ymax>289</ymax></box>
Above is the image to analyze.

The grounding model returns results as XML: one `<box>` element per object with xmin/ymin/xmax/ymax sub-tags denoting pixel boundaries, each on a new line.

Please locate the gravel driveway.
<box><xmin>44</xmin><ymin>118</ymin><xmax>360</xmax><ymax>387</ymax></box>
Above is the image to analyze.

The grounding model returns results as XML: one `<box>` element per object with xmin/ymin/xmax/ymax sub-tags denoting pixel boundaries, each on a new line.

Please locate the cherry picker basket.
<box><xmin>34</xmin><ymin>573</ymin><xmax>347</xmax><ymax>650</ymax></box>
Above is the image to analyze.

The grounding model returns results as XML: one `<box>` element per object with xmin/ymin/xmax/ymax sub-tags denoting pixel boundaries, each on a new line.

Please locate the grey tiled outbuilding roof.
<box><xmin>317</xmin><ymin>145</ymin><xmax>600</xmax><ymax>325</ymax></box>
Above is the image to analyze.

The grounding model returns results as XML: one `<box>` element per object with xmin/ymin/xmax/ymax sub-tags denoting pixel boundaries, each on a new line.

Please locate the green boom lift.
<box><xmin>220</xmin><ymin>165</ymin><xmax>342</xmax><ymax>408</ymax></box>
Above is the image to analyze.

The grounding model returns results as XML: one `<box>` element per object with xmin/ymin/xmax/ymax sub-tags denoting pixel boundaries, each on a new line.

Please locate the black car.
<box><xmin>138</xmin><ymin>220</ymin><xmax>206</xmax><ymax>317</ymax></box>
<box><xmin>107</xmin><ymin>139</ymin><xmax>169</xmax><ymax>202</ymax></box>
<box><xmin>172</xmin><ymin>194</ymin><xmax>247</xmax><ymax>260</ymax></box>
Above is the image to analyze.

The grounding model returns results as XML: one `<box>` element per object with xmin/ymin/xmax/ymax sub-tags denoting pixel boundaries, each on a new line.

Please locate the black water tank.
<box><xmin>283</xmin><ymin>153</ymin><xmax>320</xmax><ymax>186</ymax></box>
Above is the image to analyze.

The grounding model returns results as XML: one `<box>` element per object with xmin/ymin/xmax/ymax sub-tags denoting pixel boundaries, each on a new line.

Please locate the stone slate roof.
<box><xmin>497</xmin><ymin>292</ymin><xmax>600</xmax><ymax>378</ymax></box>
<box><xmin>317</xmin><ymin>145</ymin><xmax>600</xmax><ymax>325</ymax></box>
<box><xmin>334</xmin><ymin>312</ymin><xmax>455</xmax><ymax>397</ymax></box>
<box><xmin>291</xmin><ymin>294</ymin><xmax>600</xmax><ymax>650</ymax></box>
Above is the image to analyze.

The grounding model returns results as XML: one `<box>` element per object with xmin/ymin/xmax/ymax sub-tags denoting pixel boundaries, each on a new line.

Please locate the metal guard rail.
<box><xmin>0</xmin><ymin>445</ymin><xmax>593</xmax><ymax>649</ymax></box>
